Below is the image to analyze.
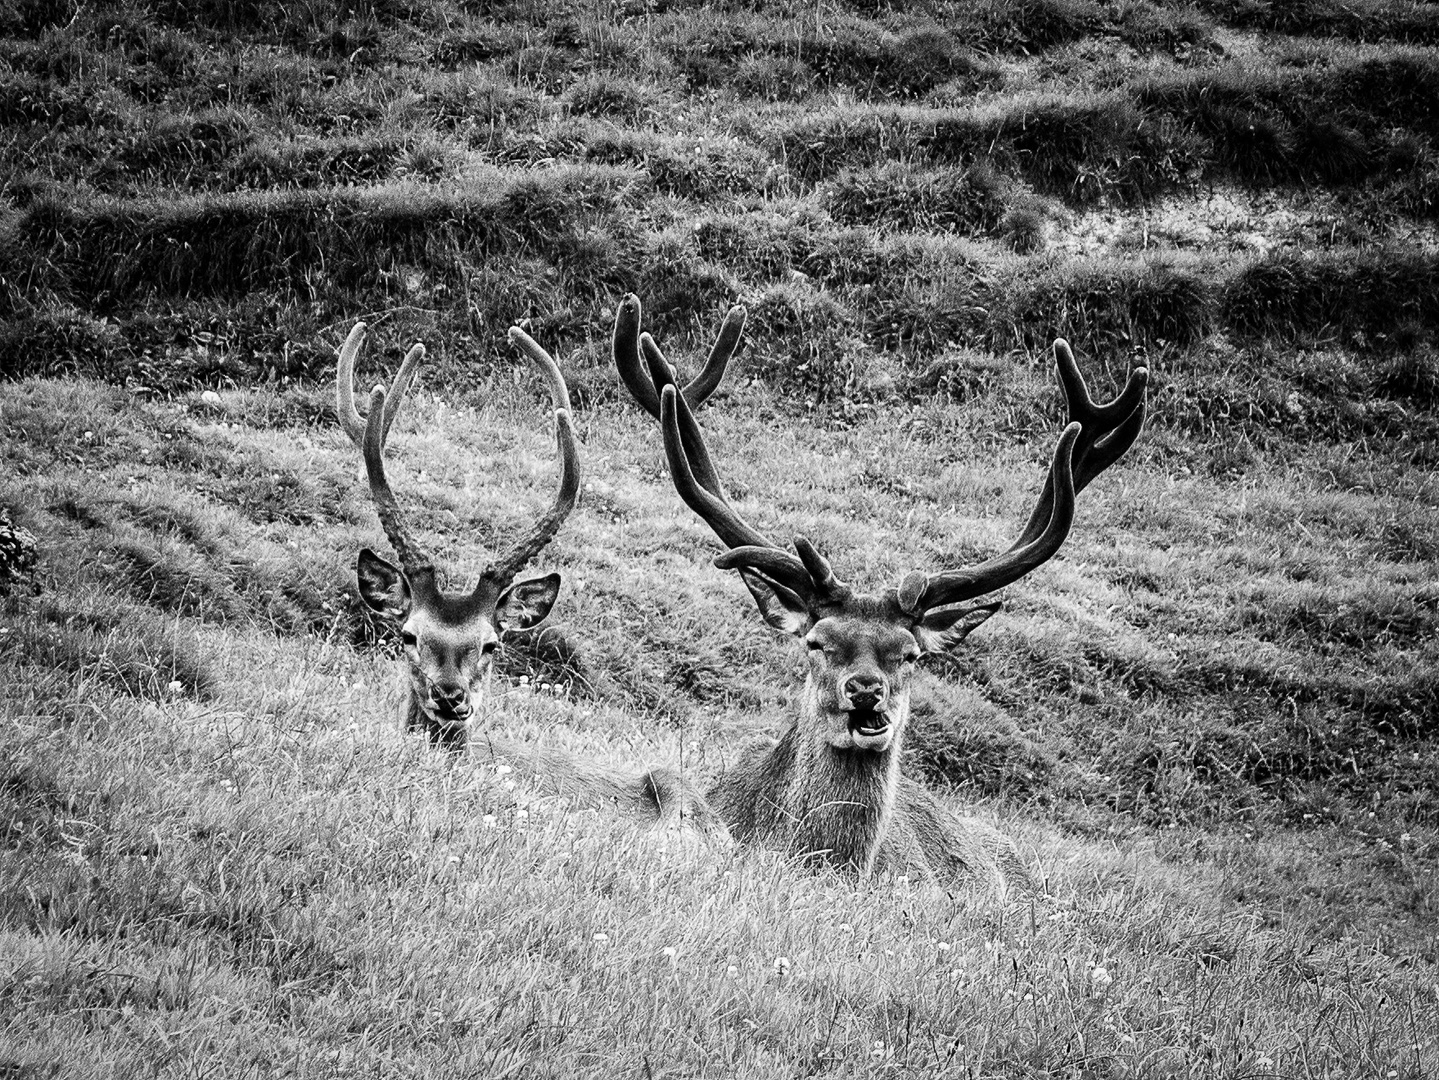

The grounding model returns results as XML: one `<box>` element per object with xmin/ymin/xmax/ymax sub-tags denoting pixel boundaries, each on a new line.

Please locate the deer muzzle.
<box><xmin>428</xmin><ymin>684</ymin><xmax>472</xmax><ymax>724</ymax></box>
<box><xmin>839</xmin><ymin>673</ymin><xmax>894</xmax><ymax>750</ymax></box>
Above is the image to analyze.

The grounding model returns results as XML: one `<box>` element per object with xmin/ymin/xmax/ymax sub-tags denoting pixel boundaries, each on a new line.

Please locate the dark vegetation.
<box><xmin>1</xmin><ymin>0</ymin><xmax>1436</xmax><ymax>961</ymax></box>
<box><xmin>5</xmin><ymin>0</ymin><xmax>1439</xmax><ymax>391</ymax></box>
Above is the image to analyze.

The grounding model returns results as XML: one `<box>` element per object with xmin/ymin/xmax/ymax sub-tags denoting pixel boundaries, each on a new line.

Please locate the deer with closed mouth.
<box><xmin>336</xmin><ymin>321</ymin><xmax>579</xmax><ymax>748</ymax></box>
<box><xmin>615</xmin><ymin>294</ymin><xmax>1148</xmax><ymax>891</ymax></box>
<box><xmin>337</xmin><ymin>321</ymin><xmax>719</xmax><ymax>831</ymax></box>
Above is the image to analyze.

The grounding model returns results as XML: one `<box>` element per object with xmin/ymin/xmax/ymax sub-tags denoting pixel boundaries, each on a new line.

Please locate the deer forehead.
<box><xmin>809</xmin><ymin>616</ymin><xmax>918</xmax><ymax>659</ymax></box>
<box><xmin>404</xmin><ymin>607</ymin><xmax>498</xmax><ymax>650</ymax></box>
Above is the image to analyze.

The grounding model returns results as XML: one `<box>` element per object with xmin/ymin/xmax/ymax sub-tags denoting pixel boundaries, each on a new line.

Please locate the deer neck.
<box><xmin>777</xmin><ymin>678</ymin><xmax>908</xmax><ymax>875</ymax></box>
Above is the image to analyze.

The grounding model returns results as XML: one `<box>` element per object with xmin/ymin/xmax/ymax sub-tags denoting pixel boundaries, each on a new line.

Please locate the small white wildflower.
<box><xmin>447</xmin><ymin>855</ymin><xmax>461</xmax><ymax>864</ymax></box>
<box><xmin>481</xmin><ymin>814</ymin><xmax>496</xmax><ymax>828</ymax></box>
<box><xmin>838</xmin><ymin>923</ymin><xmax>853</xmax><ymax>934</ymax></box>
<box><xmin>661</xmin><ymin>946</ymin><xmax>677</xmax><ymax>960</ymax></box>
<box><xmin>871</xmin><ymin>1041</ymin><xmax>886</xmax><ymax>1059</ymax></box>
<box><xmin>726</xmin><ymin>964</ymin><xmax>738</xmax><ymax>976</ymax></box>
<box><xmin>935</xmin><ymin>941</ymin><xmax>951</xmax><ymax>952</ymax></box>
<box><xmin>494</xmin><ymin>764</ymin><xmax>513</xmax><ymax>777</ymax></box>
<box><xmin>200</xmin><ymin>390</ymin><xmax>222</xmax><ymax>406</ymax></box>
<box><xmin>592</xmin><ymin>932</ymin><xmax>609</xmax><ymax>944</ymax></box>
<box><xmin>1090</xmin><ymin>965</ymin><xmax>1113</xmax><ymax>990</ymax></box>
<box><xmin>518</xmin><ymin>675</ymin><xmax>530</xmax><ymax>685</ymax></box>
<box><xmin>503</xmin><ymin>780</ymin><xmax>516</xmax><ymax>792</ymax></box>
<box><xmin>773</xmin><ymin>956</ymin><xmax>790</xmax><ymax>975</ymax></box>
<box><xmin>515</xmin><ymin>809</ymin><xmax>529</xmax><ymax>820</ymax></box>
<box><xmin>167</xmin><ymin>680</ymin><xmax>183</xmax><ymax>692</ymax></box>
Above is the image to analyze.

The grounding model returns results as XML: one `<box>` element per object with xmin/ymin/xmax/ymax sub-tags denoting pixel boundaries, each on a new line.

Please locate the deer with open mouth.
<box><xmin>615</xmin><ymin>294</ymin><xmax>1148</xmax><ymax>891</ymax></box>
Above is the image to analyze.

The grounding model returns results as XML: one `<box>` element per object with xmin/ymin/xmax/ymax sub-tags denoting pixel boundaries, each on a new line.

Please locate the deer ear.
<box><xmin>913</xmin><ymin>601</ymin><xmax>1000</xmax><ymax>655</ymax></box>
<box><xmin>496</xmin><ymin>573</ymin><xmax>560</xmax><ymax>631</ymax></box>
<box><xmin>357</xmin><ymin>548</ymin><xmax>412</xmax><ymax>620</ymax></box>
<box><xmin>738</xmin><ymin>568</ymin><xmax>811</xmax><ymax>637</ymax></box>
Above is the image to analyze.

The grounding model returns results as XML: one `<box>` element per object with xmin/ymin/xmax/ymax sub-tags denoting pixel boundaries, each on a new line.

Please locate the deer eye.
<box><xmin>481</xmin><ymin>641</ymin><xmax>497</xmax><ymax>656</ymax></box>
<box><xmin>805</xmin><ymin>639</ymin><xmax>825</xmax><ymax>652</ymax></box>
<box><xmin>401</xmin><ymin>631</ymin><xmax>417</xmax><ymax>648</ymax></box>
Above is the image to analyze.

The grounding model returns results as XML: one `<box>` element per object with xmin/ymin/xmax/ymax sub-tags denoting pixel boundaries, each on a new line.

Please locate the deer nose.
<box><xmin>843</xmin><ymin>674</ymin><xmax>886</xmax><ymax>709</ymax></box>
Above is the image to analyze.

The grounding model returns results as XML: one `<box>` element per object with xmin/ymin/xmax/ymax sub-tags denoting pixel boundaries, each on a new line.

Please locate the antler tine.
<box><xmin>1009</xmin><ymin>341</ymin><xmax>1149</xmax><ymax>551</ymax></box>
<box><xmin>904</xmin><ymin>422</ymin><xmax>1081</xmax><ymax>613</ymax></box>
<box><xmin>658</xmin><ymin>385</ymin><xmax>816</xmax><ymax>598</ymax></box>
<box><xmin>382</xmin><ymin>343</ymin><xmax>425</xmax><ymax>442</ymax></box>
<box><xmin>613</xmin><ymin>293</ymin><xmax>746</xmax><ymax>419</ymax></box>
<box><xmin>795</xmin><ymin>535</ymin><xmax>852</xmax><ymax>605</ymax></box>
<box><xmin>336</xmin><ymin>321</ymin><xmax>426</xmax><ymax>447</ymax></box>
<box><xmin>508</xmin><ymin>325</ymin><xmax>574</xmax><ymax>415</ymax></box>
<box><xmin>481</xmin><ymin>329</ymin><xmax>583</xmax><ymax>589</ymax></box>
<box><xmin>681</xmin><ymin>303</ymin><xmax>747</xmax><ymax>407</ymax></box>
<box><xmin>361</xmin><ymin>386</ymin><xmax>435</xmax><ymax>578</ymax></box>
<box><xmin>614</xmin><ymin>294</ymin><xmax>661</xmax><ymax>418</ymax></box>
<box><xmin>645</xmin><ymin>334</ymin><xmax>727</xmax><ymax>501</ymax></box>
<box><xmin>1054</xmin><ymin>338</ymin><xmax>1148</xmax><ymax>493</ymax></box>
<box><xmin>337</xmin><ymin>323</ymin><xmax>369</xmax><ymax>444</ymax></box>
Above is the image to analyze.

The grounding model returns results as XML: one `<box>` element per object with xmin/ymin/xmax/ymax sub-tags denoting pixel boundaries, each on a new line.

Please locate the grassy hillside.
<box><xmin>2</xmin><ymin>0</ymin><xmax>1438</xmax><ymax>1074</ymax></box>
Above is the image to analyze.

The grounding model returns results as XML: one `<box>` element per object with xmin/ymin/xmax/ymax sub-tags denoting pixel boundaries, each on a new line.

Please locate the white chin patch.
<box><xmin>847</xmin><ymin>718</ymin><xmax>892</xmax><ymax>751</ymax></box>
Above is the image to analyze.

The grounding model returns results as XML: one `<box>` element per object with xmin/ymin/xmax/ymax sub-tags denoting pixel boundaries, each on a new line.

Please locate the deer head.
<box><xmin>337</xmin><ymin>322</ymin><xmax>580</xmax><ymax>742</ymax></box>
<box><xmin>615</xmin><ymin>293</ymin><xmax>1147</xmax><ymax>759</ymax></box>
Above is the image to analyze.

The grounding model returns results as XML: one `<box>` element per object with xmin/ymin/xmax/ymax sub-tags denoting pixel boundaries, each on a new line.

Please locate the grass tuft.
<box><xmin>824</xmin><ymin>162</ymin><xmax>1011</xmax><ymax>235</ymax></box>
<box><xmin>6</xmin><ymin>601</ymin><xmax>216</xmax><ymax>700</ymax></box>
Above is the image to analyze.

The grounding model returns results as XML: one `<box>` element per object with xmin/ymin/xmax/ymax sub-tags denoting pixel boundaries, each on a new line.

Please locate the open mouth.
<box><xmin>847</xmin><ymin>708</ymin><xmax>891</xmax><ymax>740</ymax></box>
